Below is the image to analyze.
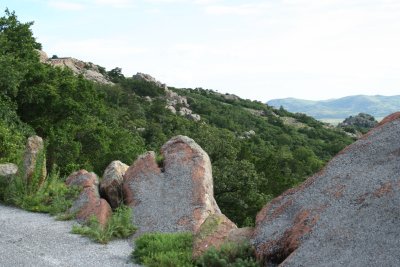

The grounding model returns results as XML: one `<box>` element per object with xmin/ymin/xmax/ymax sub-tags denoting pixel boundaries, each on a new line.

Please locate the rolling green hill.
<box><xmin>267</xmin><ymin>95</ymin><xmax>400</xmax><ymax>120</ymax></box>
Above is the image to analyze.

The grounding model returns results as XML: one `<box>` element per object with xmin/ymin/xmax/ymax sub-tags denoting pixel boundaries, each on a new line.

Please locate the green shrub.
<box><xmin>132</xmin><ymin>232</ymin><xmax>194</xmax><ymax>267</ymax></box>
<box><xmin>5</xmin><ymin>165</ymin><xmax>80</xmax><ymax>215</ymax></box>
<box><xmin>195</xmin><ymin>242</ymin><xmax>260</xmax><ymax>267</ymax></box>
<box><xmin>71</xmin><ymin>205</ymin><xmax>136</xmax><ymax>244</ymax></box>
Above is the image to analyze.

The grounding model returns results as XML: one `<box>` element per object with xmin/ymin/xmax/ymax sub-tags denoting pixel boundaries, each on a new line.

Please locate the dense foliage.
<box><xmin>338</xmin><ymin>113</ymin><xmax>378</xmax><ymax>134</ymax></box>
<box><xmin>132</xmin><ymin>233</ymin><xmax>260</xmax><ymax>267</ymax></box>
<box><xmin>132</xmin><ymin>232</ymin><xmax>194</xmax><ymax>267</ymax></box>
<box><xmin>0</xmin><ymin>10</ymin><xmax>354</xmax><ymax>226</ymax></box>
<box><xmin>196</xmin><ymin>242</ymin><xmax>259</xmax><ymax>267</ymax></box>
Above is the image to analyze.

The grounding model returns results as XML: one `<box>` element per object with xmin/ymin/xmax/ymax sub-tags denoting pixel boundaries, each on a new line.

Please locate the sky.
<box><xmin>1</xmin><ymin>0</ymin><xmax>400</xmax><ymax>102</ymax></box>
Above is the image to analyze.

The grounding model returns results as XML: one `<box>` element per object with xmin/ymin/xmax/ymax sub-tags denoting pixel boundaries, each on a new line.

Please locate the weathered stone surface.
<box><xmin>132</xmin><ymin>72</ymin><xmax>167</xmax><ymax>89</ymax></box>
<box><xmin>165</xmin><ymin>88</ymin><xmax>189</xmax><ymax>107</ymax></box>
<box><xmin>193</xmin><ymin>214</ymin><xmax>237</xmax><ymax>258</ymax></box>
<box><xmin>166</xmin><ymin>105</ymin><xmax>177</xmax><ymax>114</ymax></box>
<box><xmin>252</xmin><ymin>113</ymin><xmax>400</xmax><ymax>266</ymax></box>
<box><xmin>179</xmin><ymin>107</ymin><xmax>193</xmax><ymax>116</ymax></box>
<box><xmin>44</xmin><ymin>55</ymin><xmax>112</xmax><ymax>85</ymax></box>
<box><xmin>100</xmin><ymin>161</ymin><xmax>129</xmax><ymax>209</ymax></box>
<box><xmin>226</xmin><ymin>227</ymin><xmax>254</xmax><ymax>244</ymax></box>
<box><xmin>66</xmin><ymin>170</ymin><xmax>99</xmax><ymax>188</ymax></box>
<box><xmin>187</xmin><ymin>113</ymin><xmax>201</xmax><ymax>121</ymax></box>
<box><xmin>0</xmin><ymin>163</ymin><xmax>18</xmax><ymax>179</ymax></box>
<box><xmin>23</xmin><ymin>135</ymin><xmax>46</xmax><ymax>186</ymax></box>
<box><xmin>123</xmin><ymin>135</ymin><xmax>221</xmax><ymax>234</ymax></box>
<box><xmin>66</xmin><ymin>170</ymin><xmax>111</xmax><ymax>226</ymax></box>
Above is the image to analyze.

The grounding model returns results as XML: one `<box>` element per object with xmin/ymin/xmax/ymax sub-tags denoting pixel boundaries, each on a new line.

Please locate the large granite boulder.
<box><xmin>251</xmin><ymin>112</ymin><xmax>400</xmax><ymax>266</ymax></box>
<box><xmin>23</xmin><ymin>135</ymin><xmax>47</xmax><ymax>186</ymax></box>
<box><xmin>0</xmin><ymin>163</ymin><xmax>18</xmax><ymax>179</ymax></box>
<box><xmin>100</xmin><ymin>160</ymin><xmax>129</xmax><ymax>209</ymax></box>
<box><xmin>66</xmin><ymin>170</ymin><xmax>111</xmax><ymax>226</ymax></box>
<box><xmin>123</xmin><ymin>135</ymin><xmax>221</xmax><ymax>234</ymax></box>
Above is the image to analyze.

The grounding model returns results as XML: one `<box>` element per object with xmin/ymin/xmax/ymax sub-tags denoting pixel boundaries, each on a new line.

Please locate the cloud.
<box><xmin>91</xmin><ymin>0</ymin><xmax>135</xmax><ymax>8</ymax></box>
<box><xmin>204</xmin><ymin>3</ymin><xmax>270</xmax><ymax>15</ymax></box>
<box><xmin>48</xmin><ymin>1</ymin><xmax>85</xmax><ymax>10</ymax></box>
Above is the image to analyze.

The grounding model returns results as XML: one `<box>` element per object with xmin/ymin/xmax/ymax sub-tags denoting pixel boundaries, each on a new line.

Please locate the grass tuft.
<box><xmin>195</xmin><ymin>242</ymin><xmax>260</xmax><ymax>267</ymax></box>
<box><xmin>71</xmin><ymin>205</ymin><xmax>136</xmax><ymax>244</ymax></box>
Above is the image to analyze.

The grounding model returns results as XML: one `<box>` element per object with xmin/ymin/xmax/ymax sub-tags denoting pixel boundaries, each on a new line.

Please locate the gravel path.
<box><xmin>0</xmin><ymin>204</ymin><xmax>141</xmax><ymax>267</ymax></box>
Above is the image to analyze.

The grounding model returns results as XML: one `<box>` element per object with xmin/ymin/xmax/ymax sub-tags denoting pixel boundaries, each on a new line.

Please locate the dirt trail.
<box><xmin>0</xmin><ymin>204</ymin><xmax>140</xmax><ymax>267</ymax></box>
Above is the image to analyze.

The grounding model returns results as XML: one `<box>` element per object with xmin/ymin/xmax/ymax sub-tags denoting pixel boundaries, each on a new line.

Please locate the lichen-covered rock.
<box><xmin>66</xmin><ymin>170</ymin><xmax>111</xmax><ymax>226</ymax></box>
<box><xmin>193</xmin><ymin>214</ymin><xmax>237</xmax><ymax>258</ymax></box>
<box><xmin>100</xmin><ymin>161</ymin><xmax>129</xmax><ymax>209</ymax></box>
<box><xmin>23</xmin><ymin>135</ymin><xmax>46</xmax><ymax>186</ymax></box>
<box><xmin>123</xmin><ymin>135</ymin><xmax>221</xmax><ymax>234</ymax></box>
<box><xmin>0</xmin><ymin>163</ymin><xmax>18</xmax><ymax>179</ymax></box>
<box><xmin>252</xmin><ymin>113</ymin><xmax>400</xmax><ymax>266</ymax></box>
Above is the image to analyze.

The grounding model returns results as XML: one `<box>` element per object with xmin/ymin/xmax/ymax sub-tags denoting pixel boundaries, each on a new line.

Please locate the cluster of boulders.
<box><xmin>132</xmin><ymin>72</ymin><xmax>201</xmax><ymax>121</ymax></box>
<box><xmin>62</xmin><ymin>135</ymin><xmax>249</xmax><ymax>257</ymax></box>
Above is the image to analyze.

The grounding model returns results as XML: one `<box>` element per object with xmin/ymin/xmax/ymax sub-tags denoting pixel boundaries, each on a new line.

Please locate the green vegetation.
<box><xmin>195</xmin><ymin>242</ymin><xmax>259</xmax><ymax>267</ymax></box>
<box><xmin>132</xmin><ymin>233</ymin><xmax>260</xmax><ymax>267</ymax></box>
<box><xmin>132</xmin><ymin>232</ymin><xmax>194</xmax><ymax>267</ymax></box>
<box><xmin>0</xmin><ymin>10</ymin><xmax>354</xmax><ymax>227</ymax></box>
<box><xmin>71</xmin><ymin>205</ymin><xmax>136</xmax><ymax>244</ymax></box>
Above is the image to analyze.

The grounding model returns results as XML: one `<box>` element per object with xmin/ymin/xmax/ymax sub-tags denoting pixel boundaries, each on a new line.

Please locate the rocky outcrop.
<box><xmin>132</xmin><ymin>72</ymin><xmax>167</xmax><ymax>89</ymax></box>
<box><xmin>131</xmin><ymin>72</ymin><xmax>201</xmax><ymax>121</ymax></box>
<box><xmin>66</xmin><ymin>170</ymin><xmax>112</xmax><ymax>226</ymax></box>
<box><xmin>193</xmin><ymin>214</ymin><xmax>237</xmax><ymax>258</ymax></box>
<box><xmin>37</xmin><ymin>50</ymin><xmax>112</xmax><ymax>85</ymax></box>
<box><xmin>23</xmin><ymin>135</ymin><xmax>46</xmax><ymax>186</ymax></box>
<box><xmin>123</xmin><ymin>135</ymin><xmax>220</xmax><ymax>234</ymax></box>
<box><xmin>165</xmin><ymin>88</ymin><xmax>189</xmax><ymax>107</ymax></box>
<box><xmin>251</xmin><ymin>112</ymin><xmax>400</xmax><ymax>266</ymax></box>
<box><xmin>0</xmin><ymin>163</ymin><xmax>18</xmax><ymax>179</ymax></box>
<box><xmin>100</xmin><ymin>161</ymin><xmax>129</xmax><ymax>210</ymax></box>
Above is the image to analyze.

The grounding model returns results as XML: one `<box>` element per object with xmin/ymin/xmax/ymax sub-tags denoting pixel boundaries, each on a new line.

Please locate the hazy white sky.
<box><xmin>2</xmin><ymin>0</ymin><xmax>400</xmax><ymax>101</ymax></box>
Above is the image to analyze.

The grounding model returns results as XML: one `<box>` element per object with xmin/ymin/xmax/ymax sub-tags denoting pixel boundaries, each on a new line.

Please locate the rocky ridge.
<box><xmin>37</xmin><ymin>50</ymin><xmax>113</xmax><ymax>85</ymax></box>
<box><xmin>132</xmin><ymin>72</ymin><xmax>201</xmax><ymax>121</ymax></box>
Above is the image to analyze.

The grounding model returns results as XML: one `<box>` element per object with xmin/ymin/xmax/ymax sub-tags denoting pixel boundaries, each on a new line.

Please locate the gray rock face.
<box><xmin>23</xmin><ymin>135</ymin><xmax>47</xmax><ymax>186</ymax></box>
<box><xmin>39</xmin><ymin>52</ymin><xmax>113</xmax><ymax>85</ymax></box>
<box><xmin>187</xmin><ymin>113</ymin><xmax>201</xmax><ymax>121</ymax></box>
<box><xmin>100</xmin><ymin>161</ymin><xmax>129</xmax><ymax>209</ymax></box>
<box><xmin>123</xmin><ymin>135</ymin><xmax>221</xmax><ymax>234</ymax></box>
<box><xmin>165</xmin><ymin>88</ymin><xmax>189</xmax><ymax>107</ymax></box>
<box><xmin>0</xmin><ymin>163</ymin><xmax>18</xmax><ymax>179</ymax></box>
<box><xmin>252</xmin><ymin>113</ymin><xmax>400</xmax><ymax>266</ymax></box>
<box><xmin>132</xmin><ymin>72</ymin><xmax>167</xmax><ymax>89</ymax></box>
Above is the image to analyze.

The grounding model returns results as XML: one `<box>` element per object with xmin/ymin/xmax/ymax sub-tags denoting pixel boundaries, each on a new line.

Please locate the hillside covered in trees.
<box><xmin>0</xmin><ymin>10</ymin><xmax>354</xmax><ymax>226</ymax></box>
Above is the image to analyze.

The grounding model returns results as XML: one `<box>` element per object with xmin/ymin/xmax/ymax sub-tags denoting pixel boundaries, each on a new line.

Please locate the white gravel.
<box><xmin>0</xmin><ymin>204</ymin><xmax>141</xmax><ymax>267</ymax></box>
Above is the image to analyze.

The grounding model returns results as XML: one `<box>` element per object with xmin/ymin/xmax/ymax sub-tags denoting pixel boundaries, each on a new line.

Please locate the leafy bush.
<box><xmin>71</xmin><ymin>205</ymin><xmax>136</xmax><ymax>244</ymax></box>
<box><xmin>132</xmin><ymin>232</ymin><xmax>194</xmax><ymax>267</ymax></box>
<box><xmin>196</xmin><ymin>242</ymin><xmax>260</xmax><ymax>267</ymax></box>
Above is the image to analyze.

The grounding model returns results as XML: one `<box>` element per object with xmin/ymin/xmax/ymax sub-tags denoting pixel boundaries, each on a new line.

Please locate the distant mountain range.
<box><xmin>267</xmin><ymin>95</ymin><xmax>400</xmax><ymax>120</ymax></box>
